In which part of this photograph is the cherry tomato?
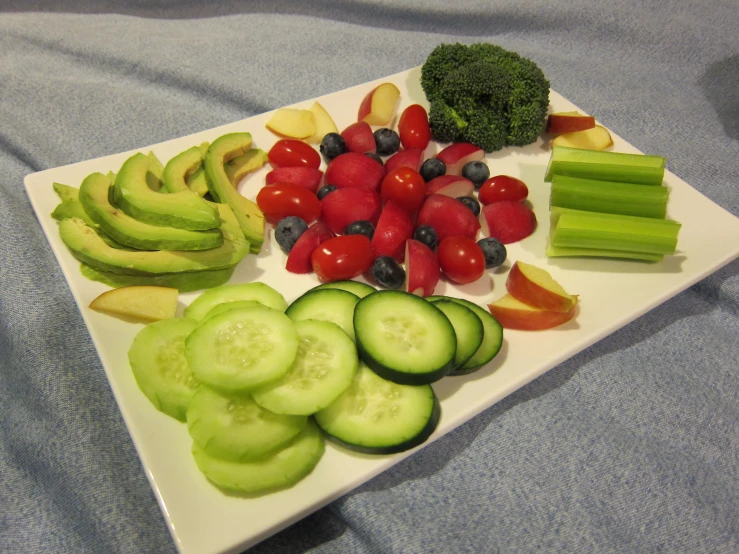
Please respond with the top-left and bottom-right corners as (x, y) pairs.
(311, 235), (374, 282)
(478, 175), (529, 205)
(256, 184), (321, 225)
(398, 104), (431, 150)
(267, 139), (321, 169)
(437, 235), (485, 284)
(380, 167), (427, 213)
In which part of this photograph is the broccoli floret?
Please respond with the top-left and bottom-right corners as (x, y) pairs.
(420, 42), (550, 152)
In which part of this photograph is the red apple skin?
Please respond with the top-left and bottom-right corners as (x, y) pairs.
(506, 262), (575, 312)
(426, 175), (475, 197)
(265, 167), (323, 193)
(325, 152), (386, 193)
(320, 188), (382, 235)
(371, 200), (414, 262)
(546, 113), (596, 135)
(285, 221), (335, 274)
(487, 295), (578, 330)
(436, 143), (485, 175)
(357, 89), (374, 122)
(405, 239), (440, 297)
(341, 121), (376, 154)
(481, 201), (537, 244)
(384, 149), (423, 173)
(417, 194), (481, 242)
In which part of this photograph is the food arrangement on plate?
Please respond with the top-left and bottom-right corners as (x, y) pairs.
(44, 43), (685, 500)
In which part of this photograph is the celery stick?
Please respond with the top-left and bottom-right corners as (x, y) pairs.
(546, 244), (664, 262)
(550, 175), (668, 218)
(545, 146), (666, 185)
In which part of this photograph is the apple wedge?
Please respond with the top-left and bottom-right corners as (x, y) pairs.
(426, 175), (475, 197)
(405, 239), (440, 297)
(546, 111), (596, 135)
(435, 143), (485, 175)
(551, 125), (613, 151)
(488, 293), (577, 330)
(358, 83), (401, 126)
(305, 101), (338, 144)
(89, 286), (178, 322)
(265, 108), (317, 139)
(341, 121), (376, 154)
(506, 261), (576, 312)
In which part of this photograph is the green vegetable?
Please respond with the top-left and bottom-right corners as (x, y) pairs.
(421, 42), (550, 151)
(545, 145), (666, 185)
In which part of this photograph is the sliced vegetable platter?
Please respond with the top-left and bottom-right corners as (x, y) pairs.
(24, 66), (739, 554)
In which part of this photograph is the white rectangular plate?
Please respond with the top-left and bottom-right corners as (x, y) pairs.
(24, 67), (739, 554)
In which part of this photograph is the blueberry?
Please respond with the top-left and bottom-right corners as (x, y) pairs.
(462, 161), (490, 187)
(364, 152), (384, 166)
(457, 196), (480, 216)
(317, 184), (338, 200)
(477, 237), (507, 268)
(274, 216), (309, 254)
(420, 158), (446, 182)
(372, 256), (406, 289)
(373, 128), (400, 156)
(413, 225), (438, 250)
(345, 220), (375, 240)
(320, 133), (346, 162)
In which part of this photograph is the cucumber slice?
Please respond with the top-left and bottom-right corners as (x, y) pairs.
(314, 280), (376, 298)
(186, 385), (307, 462)
(431, 300), (484, 369)
(314, 363), (440, 454)
(252, 320), (359, 415)
(127, 318), (199, 421)
(428, 296), (503, 374)
(184, 282), (288, 320)
(192, 419), (324, 494)
(285, 288), (359, 341)
(200, 300), (263, 323)
(185, 305), (298, 392)
(353, 290), (456, 385)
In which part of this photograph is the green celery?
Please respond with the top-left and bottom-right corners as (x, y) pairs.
(550, 174), (669, 219)
(546, 244), (664, 262)
(545, 146), (666, 185)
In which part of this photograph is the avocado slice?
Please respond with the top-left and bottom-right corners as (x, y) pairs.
(79, 172), (224, 251)
(163, 145), (204, 194)
(204, 133), (265, 254)
(114, 152), (220, 230)
(147, 151), (165, 192)
(224, 148), (269, 186)
(59, 203), (249, 275)
(79, 263), (235, 292)
(186, 142), (211, 197)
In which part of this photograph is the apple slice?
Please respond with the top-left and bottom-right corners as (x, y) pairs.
(320, 187), (382, 235)
(305, 101), (339, 144)
(546, 111), (596, 135)
(341, 121), (376, 154)
(426, 175), (475, 197)
(487, 293), (577, 330)
(417, 194), (481, 242)
(435, 143), (485, 175)
(358, 83), (401, 126)
(265, 108), (316, 139)
(325, 152), (386, 193)
(286, 221), (335, 274)
(405, 239), (440, 297)
(371, 200), (414, 262)
(506, 261), (576, 312)
(265, 167), (324, 193)
(384, 148), (423, 173)
(89, 286), (178, 322)
(480, 201), (537, 244)
(551, 125), (613, 151)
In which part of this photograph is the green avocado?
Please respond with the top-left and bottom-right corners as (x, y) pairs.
(147, 151), (165, 192)
(79, 172), (224, 251)
(204, 133), (265, 253)
(59, 202), (249, 275)
(114, 152), (220, 230)
(163, 145), (204, 194)
(79, 263), (235, 292)
(224, 148), (268, 186)
(186, 142), (211, 197)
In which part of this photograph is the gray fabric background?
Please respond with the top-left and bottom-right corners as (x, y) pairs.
(1, 1), (737, 553)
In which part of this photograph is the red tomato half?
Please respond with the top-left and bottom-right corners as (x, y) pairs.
(380, 167), (427, 214)
(398, 104), (431, 150)
(437, 236), (485, 284)
(479, 175), (529, 205)
(311, 235), (374, 282)
(256, 184), (321, 225)
(267, 139), (321, 169)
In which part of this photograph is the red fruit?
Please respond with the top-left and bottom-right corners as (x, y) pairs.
(437, 236), (486, 285)
(268, 139), (321, 169)
(311, 235), (374, 282)
(341, 121), (376, 154)
(398, 104), (431, 151)
(285, 221), (335, 274)
(425, 175), (475, 197)
(479, 175), (528, 205)
(384, 148), (423, 173)
(435, 143), (485, 175)
(265, 167), (324, 193)
(371, 200), (414, 262)
(416, 194), (481, 242)
(405, 239), (440, 297)
(380, 167), (427, 214)
(320, 188), (382, 235)
(256, 184), (321, 225)
(325, 152), (386, 193)
(481, 201), (537, 244)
